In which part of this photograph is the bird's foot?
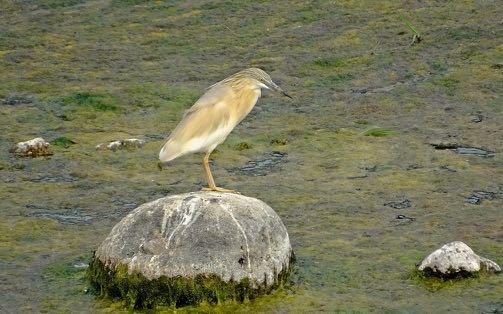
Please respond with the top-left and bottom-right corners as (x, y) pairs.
(201, 186), (240, 194)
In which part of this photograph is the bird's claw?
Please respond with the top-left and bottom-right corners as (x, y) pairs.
(201, 186), (240, 194)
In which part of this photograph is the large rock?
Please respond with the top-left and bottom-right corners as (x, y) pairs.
(87, 192), (293, 308)
(417, 241), (501, 277)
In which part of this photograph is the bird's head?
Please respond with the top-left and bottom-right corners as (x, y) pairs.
(228, 68), (292, 99)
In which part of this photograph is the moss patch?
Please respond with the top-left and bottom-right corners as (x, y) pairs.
(314, 57), (347, 68)
(86, 254), (294, 309)
(42, 260), (84, 280)
(322, 73), (354, 84)
(51, 136), (75, 148)
(409, 269), (488, 292)
(270, 138), (288, 146)
(234, 142), (252, 151)
(61, 92), (118, 111)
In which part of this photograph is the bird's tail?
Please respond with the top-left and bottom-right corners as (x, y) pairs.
(159, 140), (183, 163)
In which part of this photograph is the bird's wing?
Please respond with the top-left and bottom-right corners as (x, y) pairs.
(186, 82), (235, 114)
(173, 83), (235, 141)
(159, 84), (236, 161)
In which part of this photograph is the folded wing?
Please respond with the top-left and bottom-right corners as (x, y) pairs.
(159, 83), (236, 162)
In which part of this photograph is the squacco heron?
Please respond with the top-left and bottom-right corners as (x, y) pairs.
(159, 68), (291, 193)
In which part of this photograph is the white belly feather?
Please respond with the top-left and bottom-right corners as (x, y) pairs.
(184, 90), (260, 154)
(183, 120), (237, 154)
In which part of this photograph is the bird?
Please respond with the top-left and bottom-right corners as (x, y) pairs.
(159, 68), (292, 193)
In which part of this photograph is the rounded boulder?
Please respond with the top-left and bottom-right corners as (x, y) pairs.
(87, 191), (293, 308)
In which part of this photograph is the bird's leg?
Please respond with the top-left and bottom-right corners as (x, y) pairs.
(201, 152), (240, 194)
(202, 152), (216, 188)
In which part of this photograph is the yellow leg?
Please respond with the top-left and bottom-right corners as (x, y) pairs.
(201, 152), (239, 194)
(202, 152), (215, 188)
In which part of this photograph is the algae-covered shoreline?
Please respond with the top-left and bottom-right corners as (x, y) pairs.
(1, 0), (502, 312)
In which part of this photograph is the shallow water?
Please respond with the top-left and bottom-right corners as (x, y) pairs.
(1, 1), (502, 313)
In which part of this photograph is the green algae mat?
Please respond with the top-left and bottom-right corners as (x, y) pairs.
(1, 1), (502, 312)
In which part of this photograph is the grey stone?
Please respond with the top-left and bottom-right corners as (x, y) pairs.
(480, 257), (502, 273)
(95, 138), (145, 151)
(95, 192), (292, 287)
(10, 137), (53, 157)
(417, 241), (501, 276)
(2, 95), (34, 105)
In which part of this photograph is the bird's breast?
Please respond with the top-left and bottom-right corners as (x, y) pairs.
(232, 88), (261, 123)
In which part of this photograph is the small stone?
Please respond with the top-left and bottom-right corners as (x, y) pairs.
(396, 214), (415, 221)
(73, 262), (89, 269)
(465, 195), (481, 205)
(465, 191), (495, 205)
(473, 191), (495, 200)
(351, 87), (368, 94)
(144, 134), (165, 140)
(480, 257), (502, 272)
(108, 138), (145, 150)
(440, 165), (457, 172)
(471, 114), (483, 123)
(1, 95), (34, 105)
(452, 147), (491, 156)
(430, 142), (492, 156)
(385, 199), (411, 209)
(107, 140), (123, 150)
(10, 137), (53, 157)
(96, 138), (146, 151)
(417, 241), (501, 277)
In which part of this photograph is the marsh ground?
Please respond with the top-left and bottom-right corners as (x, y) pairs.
(1, 0), (502, 312)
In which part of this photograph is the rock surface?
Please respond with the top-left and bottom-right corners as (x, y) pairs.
(417, 241), (501, 276)
(11, 137), (53, 157)
(89, 192), (292, 307)
(95, 138), (145, 151)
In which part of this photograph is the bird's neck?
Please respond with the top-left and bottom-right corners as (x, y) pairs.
(232, 85), (261, 123)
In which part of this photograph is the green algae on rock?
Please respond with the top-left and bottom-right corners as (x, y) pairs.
(87, 192), (293, 308)
(87, 255), (293, 309)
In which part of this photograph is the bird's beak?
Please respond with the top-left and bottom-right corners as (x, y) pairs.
(267, 81), (293, 99)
